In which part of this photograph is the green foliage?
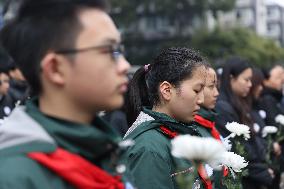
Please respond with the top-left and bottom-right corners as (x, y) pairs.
(266, 123), (284, 172)
(110, 0), (236, 25)
(109, 1), (284, 67)
(122, 27), (284, 66)
(223, 174), (243, 189)
(234, 139), (247, 160)
(221, 136), (247, 189)
(123, 36), (193, 65)
(191, 28), (284, 67)
(175, 167), (199, 189)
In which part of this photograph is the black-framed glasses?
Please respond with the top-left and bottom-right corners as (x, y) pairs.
(55, 43), (125, 62)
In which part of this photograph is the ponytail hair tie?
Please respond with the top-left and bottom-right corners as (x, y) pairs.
(144, 64), (151, 72)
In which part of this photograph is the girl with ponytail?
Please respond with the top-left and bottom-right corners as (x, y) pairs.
(123, 47), (209, 189)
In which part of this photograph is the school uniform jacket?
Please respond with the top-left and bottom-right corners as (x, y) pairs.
(0, 98), (134, 189)
(193, 107), (228, 189)
(123, 108), (205, 189)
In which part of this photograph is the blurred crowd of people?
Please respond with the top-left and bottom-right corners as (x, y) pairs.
(0, 0), (284, 189)
(104, 57), (284, 189)
(0, 51), (28, 120)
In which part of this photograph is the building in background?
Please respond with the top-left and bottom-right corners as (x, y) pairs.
(210, 0), (284, 46)
(209, 0), (267, 36)
(113, 0), (284, 46)
(266, 0), (284, 46)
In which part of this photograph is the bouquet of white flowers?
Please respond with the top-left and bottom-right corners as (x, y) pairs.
(171, 135), (226, 167)
(221, 152), (248, 174)
(225, 122), (250, 140)
(171, 135), (248, 189)
(262, 126), (278, 138)
(221, 152), (248, 189)
(171, 135), (227, 189)
(274, 115), (284, 143)
(275, 114), (284, 125)
(224, 122), (251, 158)
(222, 122), (251, 189)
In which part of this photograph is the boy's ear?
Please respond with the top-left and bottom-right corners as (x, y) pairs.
(41, 53), (69, 85)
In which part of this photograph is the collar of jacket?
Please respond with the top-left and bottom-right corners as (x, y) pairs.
(25, 97), (122, 162)
(197, 107), (217, 122)
(125, 107), (201, 140)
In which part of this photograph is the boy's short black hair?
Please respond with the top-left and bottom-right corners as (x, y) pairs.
(0, 0), (108, 95)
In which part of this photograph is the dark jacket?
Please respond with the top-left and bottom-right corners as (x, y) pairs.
(0, 98), (134, 189)
(242, 134), (273, 187)
(193, 107), (227, 189)
(8, 79), (29, 103)
(240, 100), (273, 187)
(0, 93), (15, 119)
(103, 110), (128, 137)
(215, 92), (240, 137)
(215, 93), (273, 187)
(257, 87), (284, 181)
(259, 87), (284, 126)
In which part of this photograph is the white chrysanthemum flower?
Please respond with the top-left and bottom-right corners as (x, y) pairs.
(262, 126), (278, 137)
(221, 136), (232, 151)
(221, 152), (248, 173)
(225, 122), (250, 140)
(275, 114), (284, 125)
(171, 135), (226, 168)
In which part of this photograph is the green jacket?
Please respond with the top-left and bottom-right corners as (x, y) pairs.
(194, 107), (218, 137)
(124, 108), (202, 189)
(0, 99), (134, 189)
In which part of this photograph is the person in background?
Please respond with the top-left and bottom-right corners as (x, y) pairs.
(0, 0), (134, 188)
(242, 67), (275, 189)
(259, 65), (284, 189)
(0, 59), (14, 119)
(193, 66), (228, 189)
(259, 65), (284, 126)
(215, 56), (253, 137)
(7, 59), (29, 103)
(124, 47), (209, 189)
(103, 104), (129, 137)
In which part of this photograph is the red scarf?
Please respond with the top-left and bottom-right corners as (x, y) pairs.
(160, 126), (212, 189)
(194, 115), (229, 177)
(28, 148), (124, 189)
(194, 115), (221, 141)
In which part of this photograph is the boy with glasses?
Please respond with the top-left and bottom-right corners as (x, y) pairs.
(0, 0), (133, 188)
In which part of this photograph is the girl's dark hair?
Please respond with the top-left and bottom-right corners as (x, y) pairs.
(220, 56), (252, 126)
(125, 47), (208, 125)
(250, 67), (264, 99)
(246, 68), (265, 135)
(247, 67), (264, 108)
